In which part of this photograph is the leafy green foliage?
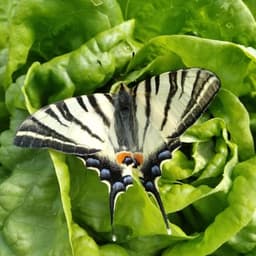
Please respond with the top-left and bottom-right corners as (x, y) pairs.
(118, 0), (256, 46)
(23, 20), (141, 110)
(0, 1), (256, 255)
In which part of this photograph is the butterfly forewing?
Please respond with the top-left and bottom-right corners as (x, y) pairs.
(14, 93), (116, 156)
(132, 68), (219, 156)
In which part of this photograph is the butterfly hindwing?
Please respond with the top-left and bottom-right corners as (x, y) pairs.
(79, 154), (130, 231)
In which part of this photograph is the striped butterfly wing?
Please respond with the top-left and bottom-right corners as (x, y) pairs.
(14, 92), (127, 240)
(133, 68), (220, 232)
(14, 94), (116, 157)
(133, 68), (220, 156)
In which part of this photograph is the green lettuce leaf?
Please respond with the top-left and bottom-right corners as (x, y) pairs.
(0, 92), (8, 132)
(127, 35), (256, 96)
(240, 84), (256, 147)
(162, 157), (256, 256)
(227, 211), (256, 253)
(244, 0), (256, 19)
(0, 0), (13, 54)
(5, 0), (124, 87)
(0, 110), (72, 255)
(0, 0), (10, 132)
(23, 20), (141, 111)
(72, 221), (100, 255)
(211, 89), (254, 160)
(119, 0), (256, 47)
(100, 244), (129, 256)
(161, 118), (237, 213)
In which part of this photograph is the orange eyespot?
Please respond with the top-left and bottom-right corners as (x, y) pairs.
(133, 152), (144, 166)
(115, 151), (144, 166)
(116, 151), (133, 165)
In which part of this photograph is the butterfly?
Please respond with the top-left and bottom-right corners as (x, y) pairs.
(14, 68), (220, 240)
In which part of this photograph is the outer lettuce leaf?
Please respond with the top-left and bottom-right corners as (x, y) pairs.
(100, 244), (129, 256)
(239, 47), (256, 146)
(0, 0), (12, 50)
(211, 89), (254, 160)
(212, 245), (241, 256)
(49, 153), (102, 256)
(23, 20), (141, 111)
(160, 118), (237, 214)
(244, 0), (256, 19)
(118, 0), (256, 47)
(241, 93), (256, 148)
(0, 0), (10, 130)
(227, 211), (256, 253)
(127, 35), (256, 96)
(0, 110), (72, 255)
(72, 223), (100, 256)
(5, 76), (26, 114)
(162, 157), (256, 256)
(5, 0), (123, 87)
(0, 89), (8, 132)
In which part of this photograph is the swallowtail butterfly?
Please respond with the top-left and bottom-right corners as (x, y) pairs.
(14, 68), (220, 240)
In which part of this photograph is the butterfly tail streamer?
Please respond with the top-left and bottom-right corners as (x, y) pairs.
(144, 179), (171, 235)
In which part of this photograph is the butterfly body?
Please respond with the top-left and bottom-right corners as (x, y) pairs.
(14, 68), (220, 240)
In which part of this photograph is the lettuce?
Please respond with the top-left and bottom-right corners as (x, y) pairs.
(1, 1), (256, 255)
(23, 20), (140, 111)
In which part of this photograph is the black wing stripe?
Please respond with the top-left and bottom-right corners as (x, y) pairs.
(142, 78), (151, 145)
(169, 70), (220, 138)
(179, 69), (187, 99)
(45, 107), (68, 127)
(131, 84), (138, 125)
(87, 95), (111, 127)
(15, 133), (98, 155)
(160, 72), (178, 131)
(18, 116), (76, 144)
(14, 116), (100, 154)
(132, 85), (139, 149)
(181, 70), (215, 119)
(132, 84), (138, 109)
(57, 102), (73, 121)
(145, 78), (151, 118)
(181, 69), (203, 118)
(56, 102), (104, 143)
(154, 75), (160, 94)
(76, 96), (88, 112)
(104, 93), (114, 105)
